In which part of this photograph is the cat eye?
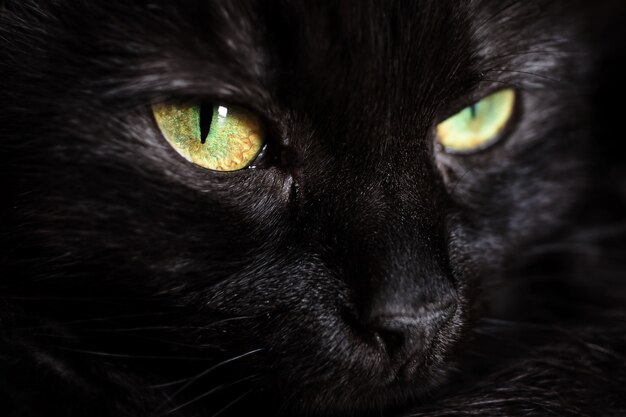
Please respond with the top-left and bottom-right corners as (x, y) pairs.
(436, 89), (516, 153)
(152, 103), (266, 171)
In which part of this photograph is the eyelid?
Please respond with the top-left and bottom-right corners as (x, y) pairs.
(434, 87), (516, 125)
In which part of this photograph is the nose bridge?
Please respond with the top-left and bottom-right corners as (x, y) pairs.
(361, 213), (454, 315)
(306, 163), (459, 371)
(308, 153), (455, 317)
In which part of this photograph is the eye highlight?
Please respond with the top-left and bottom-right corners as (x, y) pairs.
(153, 103), (265, 171)
(436, 89), (516, 153)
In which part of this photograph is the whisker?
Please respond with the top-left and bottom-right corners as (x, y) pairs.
(168, 349), (262, 398)
(451, 166), (479, 195)
(50, 312), (175, 326)
(0, 296), (152, 302)
(54, 346), (213, 361)
(569, 223), (626, 241)
(162, 377), (256, 416)
(81, 316), (254, 333)
(17, 314), (252, 332)
(478, 318), (575, 333)
(211, 389), (254, 417)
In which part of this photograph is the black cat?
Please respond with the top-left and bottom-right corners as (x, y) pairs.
(1, 1), (625, 416)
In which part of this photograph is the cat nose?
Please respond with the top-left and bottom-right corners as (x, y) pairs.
(368, 298), (456, 374)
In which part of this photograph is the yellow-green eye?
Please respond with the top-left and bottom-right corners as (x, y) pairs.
(153, 103), (265, 171)
(436, 89), (516, 153)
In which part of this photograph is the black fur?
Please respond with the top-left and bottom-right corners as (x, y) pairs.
(1, 1), (625, 416)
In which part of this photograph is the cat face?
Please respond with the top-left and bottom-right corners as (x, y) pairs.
(0, 0), (590, 414)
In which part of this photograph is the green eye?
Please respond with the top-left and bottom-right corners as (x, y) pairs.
(153, 103), (265, 171)
(436, 89), (516, 153)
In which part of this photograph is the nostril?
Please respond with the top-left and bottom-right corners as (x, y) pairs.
(371, 316), (424, 362)
(376, 328), (405, 357)
(368, 301), (456, 367)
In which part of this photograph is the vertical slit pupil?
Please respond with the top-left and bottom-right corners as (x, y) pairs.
(469, 104), (477, 118)
(199, 103), (213, 144)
